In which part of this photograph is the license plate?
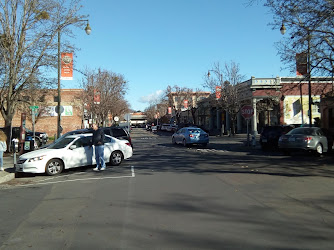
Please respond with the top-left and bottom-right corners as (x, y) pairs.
(288, 137), (295, 142)
(262, 139), (267, 142)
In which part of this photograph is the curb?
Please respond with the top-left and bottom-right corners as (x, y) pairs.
(0, 155), (16, 184)
(0, 171), (15, 184)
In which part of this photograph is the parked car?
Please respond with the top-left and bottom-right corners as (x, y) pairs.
(161, 124), (178, 132)
(151, 125), (158, 133)
(260, 125), (294, 150)
(167, 124), (178, 132)
(55, 126), (133, 147)
(146, 124), (151, 131)
(15, 133), (133, 175)
(0, 126), (48, 147)
(278, 127), (330, 155)
(172, 127), (209, 147)
(160, 124), (171, 131)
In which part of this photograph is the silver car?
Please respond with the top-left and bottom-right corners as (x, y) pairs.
(278, 127), (329, 155)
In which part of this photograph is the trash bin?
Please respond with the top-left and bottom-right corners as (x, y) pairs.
(24, 136), (35, 152)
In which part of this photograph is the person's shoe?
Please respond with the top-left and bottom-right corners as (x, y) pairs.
(93, 167), (99, 171)
(100, 167), (106, 171)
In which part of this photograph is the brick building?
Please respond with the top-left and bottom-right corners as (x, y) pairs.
(0, 89), (84, 138)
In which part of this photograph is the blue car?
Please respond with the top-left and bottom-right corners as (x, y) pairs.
(172, 127), (209, 147)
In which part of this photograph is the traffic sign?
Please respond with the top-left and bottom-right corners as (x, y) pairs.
(241, 105), (254, 119)
(29, 105), (39, 109)
(55, 105), (64, 114)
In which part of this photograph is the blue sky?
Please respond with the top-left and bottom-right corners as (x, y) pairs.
(65, 0), (291, 111)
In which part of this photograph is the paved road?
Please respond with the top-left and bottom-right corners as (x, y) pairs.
(1, 128), (334, 249)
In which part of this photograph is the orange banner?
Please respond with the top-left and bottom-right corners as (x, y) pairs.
(61, 53), (73, 80)
(215, 86), (222, 99)
(94, 89), (101, 104)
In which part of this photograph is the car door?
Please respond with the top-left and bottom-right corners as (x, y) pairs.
(65, 137), (93, 168)
(103, 136), (116, 163)
(175, 129), (184, 143)
(317, 129), (328, 150)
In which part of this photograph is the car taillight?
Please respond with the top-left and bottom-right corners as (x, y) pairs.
(189, 134), (194, 138)
(125, 142), (132, 147)
(304, 136), (312, 142)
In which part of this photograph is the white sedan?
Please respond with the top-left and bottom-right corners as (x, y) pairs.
(15, 133), (133, 175)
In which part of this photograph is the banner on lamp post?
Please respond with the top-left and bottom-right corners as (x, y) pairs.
(183, 99), (188, 109)
(168, 106), (172, 115)
(215, 86), (222, 99)
(61, 53), (73, 80)
(94, 89), (101, 104)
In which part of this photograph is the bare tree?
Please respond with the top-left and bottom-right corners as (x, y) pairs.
(164, 85), (201, 125)
(249, 0), (334, 76)
(0, 0), (87, 142)
(204, 61), (246, 134)
(81, 68), (129, 126)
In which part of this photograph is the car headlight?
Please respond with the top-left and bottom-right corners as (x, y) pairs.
(28, 155), (45, 162)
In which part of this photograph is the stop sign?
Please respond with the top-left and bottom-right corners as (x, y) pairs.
(241, 105), (254, 119)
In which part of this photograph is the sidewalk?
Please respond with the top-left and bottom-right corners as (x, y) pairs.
(0, 154), (16, 184)
(209, 133), (261, 150)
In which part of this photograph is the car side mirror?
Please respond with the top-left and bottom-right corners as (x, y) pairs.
(70, 145), (77, 150)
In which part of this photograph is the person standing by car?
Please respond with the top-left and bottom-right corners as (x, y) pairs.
(92, 123), (106, 171)
(0, 130), (7, 171)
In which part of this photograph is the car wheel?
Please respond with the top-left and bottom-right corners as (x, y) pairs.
(182, 139), (187, 147)
(45, 159), (63, 176)
(110, 151), (123, 166)
(172, 137), (176, 144)
(315, 143), (323, 155)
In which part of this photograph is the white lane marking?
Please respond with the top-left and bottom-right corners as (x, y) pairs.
(131, 166), (135, 177)
(36, 171), (86, 183)
(14, 166), (136, 188)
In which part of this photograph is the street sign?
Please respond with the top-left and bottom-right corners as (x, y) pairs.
(241, 105), (254, 119)
(29, 105), (39, 109)
(55, 105), (64, 114)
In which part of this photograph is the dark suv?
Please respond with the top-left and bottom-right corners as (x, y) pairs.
(260, 125), (294, 150)
(58, 126), (133, 147)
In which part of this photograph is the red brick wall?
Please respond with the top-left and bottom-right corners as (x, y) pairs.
(0, 89), (84, 137)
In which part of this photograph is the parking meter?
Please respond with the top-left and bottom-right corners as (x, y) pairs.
(12, 138), (19, 167)
(12, 138), (19, 153)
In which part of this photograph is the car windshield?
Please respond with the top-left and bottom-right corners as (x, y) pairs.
(188, 129), (201, 133)
(48, 137), (76, 149)
(288, 128), (316, 135)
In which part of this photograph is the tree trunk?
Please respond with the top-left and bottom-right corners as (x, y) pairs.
(1, 109), (15, 152)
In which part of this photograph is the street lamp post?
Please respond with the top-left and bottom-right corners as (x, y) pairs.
(280, 23), (312, 126)
(57, 20), (91, 139)
(307, 30), (312, 127)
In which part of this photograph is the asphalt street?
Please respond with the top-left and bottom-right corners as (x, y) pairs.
(0, 129), (334, 249)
